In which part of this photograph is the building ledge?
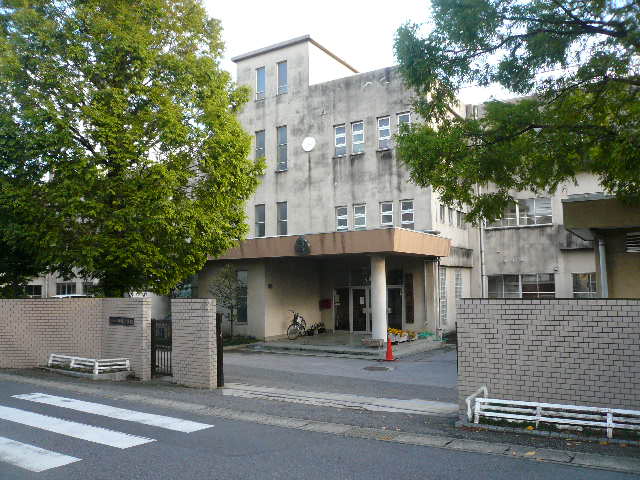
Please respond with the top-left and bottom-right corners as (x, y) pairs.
(212, 228), (451, 261)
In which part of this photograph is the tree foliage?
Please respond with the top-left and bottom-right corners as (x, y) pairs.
(0, 0), (263, 296)
(394, 0), (640, 222)
(209, 264), (246, 338)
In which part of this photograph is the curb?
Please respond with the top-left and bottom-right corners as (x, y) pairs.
(1, 372), (639, 475)
(456, 420), (640, 448)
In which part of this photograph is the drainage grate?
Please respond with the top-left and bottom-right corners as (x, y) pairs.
(363, 366), (392, 371)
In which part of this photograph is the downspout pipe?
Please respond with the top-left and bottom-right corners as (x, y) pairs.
(598, 237), (609, 298)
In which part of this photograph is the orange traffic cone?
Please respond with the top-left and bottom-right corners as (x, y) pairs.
(384, 335), (395, 361)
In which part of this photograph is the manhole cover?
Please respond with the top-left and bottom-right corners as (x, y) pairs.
(363, 366), (392, 371)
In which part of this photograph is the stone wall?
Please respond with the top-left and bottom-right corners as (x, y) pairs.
(457, 299), (640, 415)
(172, 299), (217, 389)
(0, 298), (151, 379)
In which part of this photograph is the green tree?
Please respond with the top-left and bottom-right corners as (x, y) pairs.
(394, 0), (640, 223)
(0, 0), (263, 296)
(209, 265), (246, 338)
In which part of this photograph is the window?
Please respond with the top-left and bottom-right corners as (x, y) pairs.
(439, 267), (447, 326)
(487, 275), (520, 298)
(277, 201), (287, 236)
(380, 202), (393, 227)
(277, 61), (287, 95)
(334, 125), (346, 156)
(23, 285), (42, 298)
(82, 282), (95, 296)
(400, 199), (414, 230)
(377, 116), (391, 149)
(521, 273), (555, 299)
(573, 273), (597, 298)
(448, 207), (454, 225)
(255, 130), (265, 160)
(276, 126), (287, 171)
(56, 282), (76, 296)
(397, 112), (411, 128)
(455, 271), (463, 300)
(488, 274), (555, 299)
(351, 121), (364, 154)
(336, 206), (348, 231)
(236, 270), (248, 324)
(353, 204), (366, 230)
(439, 204), (446, 224)
(456, 210), (465, 229)
(626, 232), (640, 253)
(255, 204), (265, 237)
(518, 198), (552, 225)
(488, 197), (552, 228)
(255, 66), (265, 100)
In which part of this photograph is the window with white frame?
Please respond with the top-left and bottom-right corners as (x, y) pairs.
(353, 204), (366, 230)
(380, 202), (393, 227)
(400, 199), (414, 230)
(448, 207), (454, 225)
(82, 282), (96, 296)
(488, 197), (552, 228)
(377, 116), (391, 149)
(456, 210), (465, 229)
(255, 204), (265, 237)
(439, 267), (447, 326)
(351, 121), (364, 154)
(277, 61), (287, 95)
(439, 204), (446, 224)
(255, 130), (265, 160)
(276, 125), (287, 171)
(397, 112), (411, 129)
(455, 271), (463, 300)
(255, 66), (265, 100)
(488, 274), (555, 299)
(23, 285), (42, 298)
(277, 201), (287, 236)
(56, 282), (76, 296)
(335, 206), (348, 231)
(626, 232), (640, 253)
(334, 125), (346, 156)
(573, 273), (597, 298)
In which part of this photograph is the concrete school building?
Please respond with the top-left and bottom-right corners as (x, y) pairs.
(197, 36), (480, 341)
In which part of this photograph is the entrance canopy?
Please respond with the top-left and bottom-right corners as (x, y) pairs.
(215, 228), (450, 260)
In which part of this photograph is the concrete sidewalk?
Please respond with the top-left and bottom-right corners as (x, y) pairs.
(1, 370), (639, 476)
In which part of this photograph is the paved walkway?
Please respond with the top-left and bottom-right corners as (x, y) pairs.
(247, 331), (443, 358)
(1, 372), (639, 476)
(222, 383), (458, 415)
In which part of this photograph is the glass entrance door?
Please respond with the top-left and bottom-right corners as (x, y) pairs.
(334, 288), (350, 331)
(387, 287), (403, 329)
(351, 288), (370, 332)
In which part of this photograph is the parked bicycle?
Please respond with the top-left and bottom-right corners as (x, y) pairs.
(286, 310), (307, 340)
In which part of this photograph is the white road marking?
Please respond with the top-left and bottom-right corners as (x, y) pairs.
(0, 405), (154, 449)
(0, 436), (80, 472)
(13, 393), (212, 433)
(222, 383), (458, 415)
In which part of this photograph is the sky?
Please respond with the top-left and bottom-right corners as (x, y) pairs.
(203, 0), (507, 104)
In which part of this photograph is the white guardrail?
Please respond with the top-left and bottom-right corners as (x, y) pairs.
(48, 354), (130, 375)
(472, 397), (640, 439)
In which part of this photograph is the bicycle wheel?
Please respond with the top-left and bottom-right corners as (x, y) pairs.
(287, 324), (301, 340)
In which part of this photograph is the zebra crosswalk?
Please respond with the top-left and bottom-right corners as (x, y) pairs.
(0, 392), (213, 473)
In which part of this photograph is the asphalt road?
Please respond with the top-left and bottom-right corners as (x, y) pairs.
(224, 346), (458, 402)
(0, 379), (637, 480)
